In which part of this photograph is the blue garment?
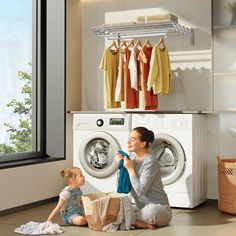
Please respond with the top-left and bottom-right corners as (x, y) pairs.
(117, 158), (131, 194)
(60, 187), (84, 224)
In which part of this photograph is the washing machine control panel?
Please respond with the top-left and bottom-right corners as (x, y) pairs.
(109, 118), (125, 125)
(171, 118), (190, 129)
(96, 119), (104, 127)
(73, 114), (131, 130)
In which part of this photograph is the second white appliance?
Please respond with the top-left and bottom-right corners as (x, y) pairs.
(132, 113), (207, 208)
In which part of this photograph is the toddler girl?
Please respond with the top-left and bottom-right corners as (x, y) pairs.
(47, 167), (87, 226)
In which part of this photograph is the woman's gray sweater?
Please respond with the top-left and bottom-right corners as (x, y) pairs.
(130, 153), (170, 209)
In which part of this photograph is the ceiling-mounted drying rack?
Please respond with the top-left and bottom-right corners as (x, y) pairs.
(92, 20), (194, 45)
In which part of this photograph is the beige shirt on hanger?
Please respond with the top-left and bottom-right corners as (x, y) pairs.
(147, 42), (172, 95)
(99, 47), (121, 109)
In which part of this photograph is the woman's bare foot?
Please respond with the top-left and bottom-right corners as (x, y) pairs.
(132, 220), (156, 229)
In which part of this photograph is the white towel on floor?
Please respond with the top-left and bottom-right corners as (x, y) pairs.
(15, 221), (65, 235)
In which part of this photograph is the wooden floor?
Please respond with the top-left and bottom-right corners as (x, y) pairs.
(0, 201), (235, 236)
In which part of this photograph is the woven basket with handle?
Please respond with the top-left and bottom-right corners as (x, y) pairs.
(82, 192), (120, 231)
(217, 155), (236, 214)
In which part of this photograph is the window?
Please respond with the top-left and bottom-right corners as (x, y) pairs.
(0, 0), (66, 165)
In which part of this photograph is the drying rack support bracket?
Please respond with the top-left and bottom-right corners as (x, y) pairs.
(92, 20), (194, 45)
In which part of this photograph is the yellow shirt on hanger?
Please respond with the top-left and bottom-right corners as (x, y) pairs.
(99, 47), (121, 109)
(147, 44), (172, 95)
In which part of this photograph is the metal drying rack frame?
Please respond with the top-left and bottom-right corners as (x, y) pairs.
(92, 20), (194, 45)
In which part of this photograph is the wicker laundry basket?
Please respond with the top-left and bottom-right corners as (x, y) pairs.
(82, 192), (120, 231)
(217, 155), (236, 214)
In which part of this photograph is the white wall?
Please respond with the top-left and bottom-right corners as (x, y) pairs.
(0, 160), (70, 211)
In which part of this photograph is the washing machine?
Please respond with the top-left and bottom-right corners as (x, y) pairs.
(132, 113), (207, 208)
(73, 113), (131, 194)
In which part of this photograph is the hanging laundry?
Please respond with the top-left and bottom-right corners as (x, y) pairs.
(114, 51), (124, 102)
(122, 46), (139, 109)
(99, 43), (121, 109)
(147, 38), (172, 95)
(115, 41), (127, 102)
(128, 40), (142, 91)
(138, 40), (158, 110)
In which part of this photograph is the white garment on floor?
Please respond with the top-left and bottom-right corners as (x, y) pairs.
(14, 221), (65, 235)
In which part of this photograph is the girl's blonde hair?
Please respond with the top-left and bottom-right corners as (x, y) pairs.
(60, 167), (81, 183)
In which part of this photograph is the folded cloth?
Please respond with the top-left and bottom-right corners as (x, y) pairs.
(15, 221), (65, 235)
(102, 22), (136, 27)
(137, 14), (178, 23)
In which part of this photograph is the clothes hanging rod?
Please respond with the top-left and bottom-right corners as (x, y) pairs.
(92, 21), (194, 45)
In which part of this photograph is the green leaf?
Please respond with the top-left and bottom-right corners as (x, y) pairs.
(0, 64), (33, 154)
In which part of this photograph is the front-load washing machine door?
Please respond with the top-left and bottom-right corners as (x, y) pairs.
(150, 133), (186, 185)
(79, 131), (119, 178)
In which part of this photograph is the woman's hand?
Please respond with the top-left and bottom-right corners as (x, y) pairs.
(124, 158), (136, 177)
(123, 157), (133, 170)
(115, 152), (124, 163)
(116, 151), (136, 177)
(115, 151), (133, 170)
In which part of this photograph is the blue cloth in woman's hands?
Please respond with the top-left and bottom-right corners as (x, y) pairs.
(117, 150), (131, 194)
(118, 150), (129, 158)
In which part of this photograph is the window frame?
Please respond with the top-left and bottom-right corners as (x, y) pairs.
(0, 0), (66, 168)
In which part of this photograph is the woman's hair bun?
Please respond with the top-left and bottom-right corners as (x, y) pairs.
(148, 129), (155, 143)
